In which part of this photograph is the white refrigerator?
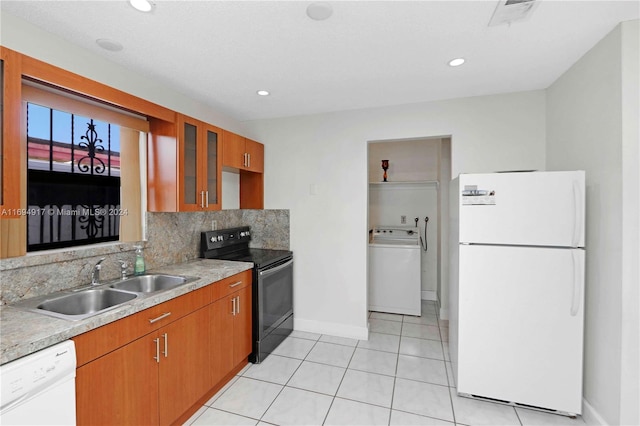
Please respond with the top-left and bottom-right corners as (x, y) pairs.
(449, 170), (585, 416)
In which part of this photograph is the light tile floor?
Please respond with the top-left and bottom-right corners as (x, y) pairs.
(185, 301), (587, 426)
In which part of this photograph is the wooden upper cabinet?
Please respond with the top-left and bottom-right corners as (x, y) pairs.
(222, 130), (264, 173)
(245, 138), (264, 173)
(0, 47), (24, 217)
(148, 114), (221, 212)
(178, 115), (221, 211)
(222, 130), (245, 169)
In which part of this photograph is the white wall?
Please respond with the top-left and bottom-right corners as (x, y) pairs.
(367, 139), (440, 183)
(245, 91), (546, 338)
(222, 170), (240, 210)
(619, 20), (639, 426)
(438, 138), (452, 312)
(0, 12), (247, 135)
(546, 20), (639, 426)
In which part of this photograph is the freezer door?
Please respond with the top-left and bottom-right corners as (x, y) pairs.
(458, 171), (585, 247)
(457, 244), (584, 415)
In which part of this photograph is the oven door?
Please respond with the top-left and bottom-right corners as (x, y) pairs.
(257, 258), (293, 337)
(252, 257), (294, 363)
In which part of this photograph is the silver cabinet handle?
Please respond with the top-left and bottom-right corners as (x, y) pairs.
(247, 153), (251, 168)
(205, 191), (209, 208)
(162, 333), (168, 358)
(149, 312), (172, 324)
(153, 338), (160, 363)
(200, 190), (205, 208)
(236, 296), (240, 314)
(229, 281), (242, 288)
(231, 297), (237, 316)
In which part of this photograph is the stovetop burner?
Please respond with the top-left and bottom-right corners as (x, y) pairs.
(200, 226), (292, 269)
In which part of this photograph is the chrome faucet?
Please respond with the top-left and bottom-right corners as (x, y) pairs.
(91, 258), (106, 285)
(118, 260), (129, 280)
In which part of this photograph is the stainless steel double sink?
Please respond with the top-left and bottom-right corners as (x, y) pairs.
(11, 274), (199, 321)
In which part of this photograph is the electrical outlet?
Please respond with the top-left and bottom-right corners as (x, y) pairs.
(401, 215), (406, 224)
(211, 220), (217, 230)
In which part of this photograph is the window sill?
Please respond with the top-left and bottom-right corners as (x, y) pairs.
(0, 241), (144, 272)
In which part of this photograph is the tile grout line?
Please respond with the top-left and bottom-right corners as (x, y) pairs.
(320, 334), (359, 425)
(210, 303), (450, 426)
(435, 302), (458, 426)
(274, 336), (330, 425)
(386, 315), (406, 426)
(256, 336), (326, 424)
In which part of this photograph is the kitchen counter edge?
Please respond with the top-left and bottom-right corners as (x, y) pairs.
(0, 259), (253, 365)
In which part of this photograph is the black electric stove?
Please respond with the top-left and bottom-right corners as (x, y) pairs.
(200, 227), (291, 267)
(200, 226), (293, 363)
(209, 247), (292, 269)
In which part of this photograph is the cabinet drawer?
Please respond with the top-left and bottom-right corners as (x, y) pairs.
(74, 285), (211, 367)
(213, 270), (252, 301)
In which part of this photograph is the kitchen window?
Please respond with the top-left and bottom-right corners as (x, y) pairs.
(22, 82), (148, 251)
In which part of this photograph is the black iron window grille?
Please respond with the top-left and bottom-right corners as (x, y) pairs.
(26, 103), (121, 251)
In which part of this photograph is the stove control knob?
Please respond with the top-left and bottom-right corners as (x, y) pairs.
(218, 236), (224, 242)
(210, 237), (216, 243)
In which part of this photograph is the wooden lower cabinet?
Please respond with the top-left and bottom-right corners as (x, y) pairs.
(214, 284), (252, 379)
(234, 285), (253, 365)
(158, 306), (210, 425)
(76, 333), (159, 425)
(74, 271), (252, 426)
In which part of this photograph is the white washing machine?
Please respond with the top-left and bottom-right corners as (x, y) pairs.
(368, 226), (421, 316)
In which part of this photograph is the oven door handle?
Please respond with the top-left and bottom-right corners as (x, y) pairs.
(258, 258), (293, 277)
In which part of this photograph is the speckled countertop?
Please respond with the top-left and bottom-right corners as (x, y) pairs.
(0, 259), (253, 365)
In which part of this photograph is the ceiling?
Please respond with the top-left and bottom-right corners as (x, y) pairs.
(1, 1), (638, 122)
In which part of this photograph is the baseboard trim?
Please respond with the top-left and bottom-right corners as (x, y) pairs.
(294, 317), (369, 340)
(582, 398), (607, 425)
(439, 306), (449, 321)
(421, 290), (437, 301)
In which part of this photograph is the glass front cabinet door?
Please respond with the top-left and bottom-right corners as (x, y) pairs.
(177, 115), (221, 211)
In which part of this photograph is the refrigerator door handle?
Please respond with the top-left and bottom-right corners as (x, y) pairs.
(570, 251), (581, 316)
(572, 180), (583, 247)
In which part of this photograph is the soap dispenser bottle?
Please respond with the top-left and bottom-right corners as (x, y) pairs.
(134, 245), (146, 275)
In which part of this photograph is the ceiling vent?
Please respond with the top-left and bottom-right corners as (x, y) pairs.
(489, 0), (539, 26)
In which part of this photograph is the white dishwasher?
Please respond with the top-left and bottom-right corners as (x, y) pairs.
(368, 226), (422, 316)
(1, 340), (76, 425)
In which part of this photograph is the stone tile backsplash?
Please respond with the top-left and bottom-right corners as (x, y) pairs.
(0, 210), (289, 305)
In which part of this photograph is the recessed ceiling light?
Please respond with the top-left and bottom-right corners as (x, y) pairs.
(257, 90), (270, 96)
(129, 0), (153, 12)
(306, 2), (333, 21)
(96, 39), (123, 52)
(448, 58), (465, 67)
